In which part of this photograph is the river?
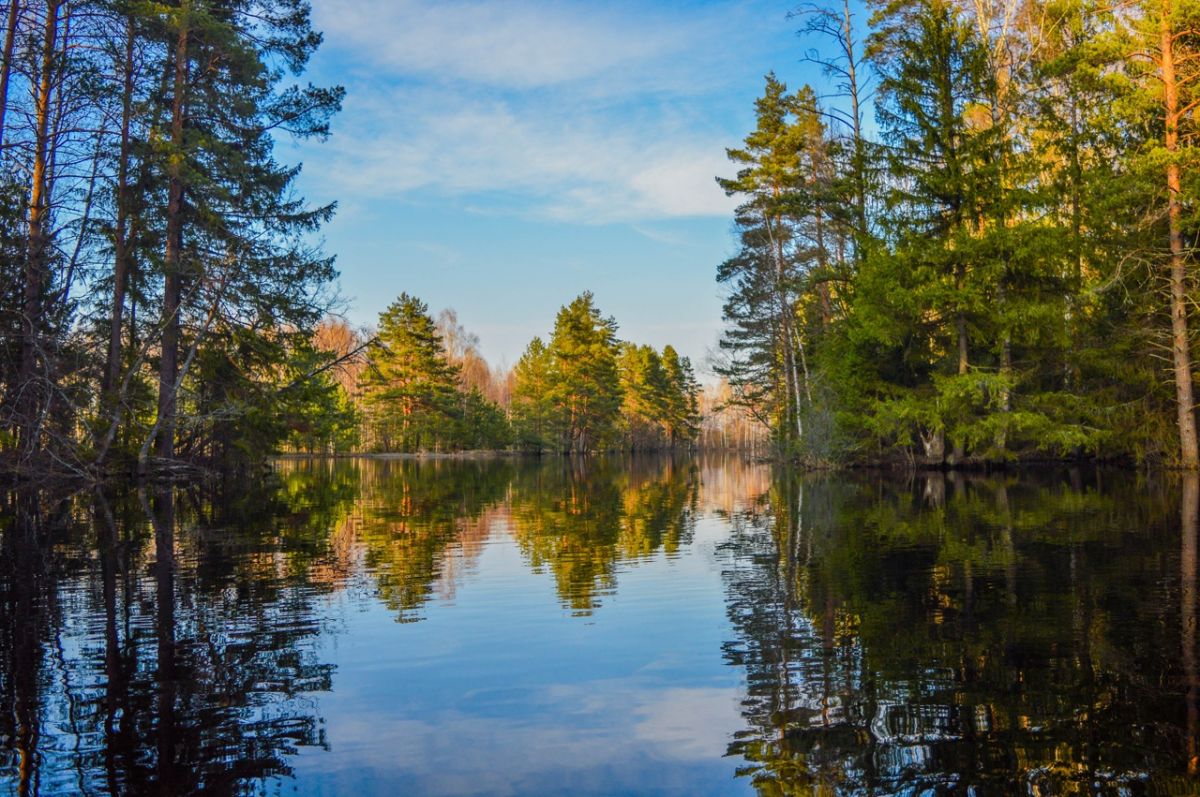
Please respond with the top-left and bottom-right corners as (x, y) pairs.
(1, 456), (1196, 795)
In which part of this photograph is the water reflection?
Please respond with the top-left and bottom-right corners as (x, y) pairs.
(509, 457), (698, 614)
(2, 460), (1200, 794)
(722, 469), (1200, 794)
(0, 485), (337, 796)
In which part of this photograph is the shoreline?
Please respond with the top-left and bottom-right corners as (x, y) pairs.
(272, 448), (763, 462)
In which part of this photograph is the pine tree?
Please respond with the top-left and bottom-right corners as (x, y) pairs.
(853, 0), (999, 461)
(547, 292), (623, 454)
(124, 0), (343, 468)
(716, 75), (809, 451)
(361, 294), (461, 453)
(660, 345), (700, 447)
(1119, 0), (1200, 466)
(511, 336), (559, 451)
(618, 343), (670, 450)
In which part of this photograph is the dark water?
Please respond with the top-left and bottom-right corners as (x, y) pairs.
(2, 457), (1200, 795)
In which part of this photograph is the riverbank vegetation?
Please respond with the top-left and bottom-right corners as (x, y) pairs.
(717, 0), (1200, 467)
(0, 0), (344, 478)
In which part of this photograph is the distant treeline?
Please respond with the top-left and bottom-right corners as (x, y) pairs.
(290, 292), (708, 456)
(717, 0), (1200, 467)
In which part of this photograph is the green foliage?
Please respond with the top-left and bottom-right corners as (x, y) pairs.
(511, 294), (700, 454)
(716, 0), (1197, 465)
(511, 337), (561, 452)
(360, 294), (509, 452)
(192, 329), (360, 462)
(0, 0), (345, 473)
(547, 292), (624, 453)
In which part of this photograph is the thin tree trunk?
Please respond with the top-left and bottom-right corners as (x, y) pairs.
(102, 18), (136, 411)
(1162, 0), (1200, 468)
(953, 264), (969, 462)
(989, 90), (1013, 453)
(140, 273), (229, 468)
(789, 327), (804, 442)
(0, 0), (19, 147)
(812, 150), (833, 326)
(17, 0), (60, 457)
(155, 4), (189, 464)
(1065, 95), (1083, 391)
(842, 0), (867, 268)
(765, 211), (802, 446)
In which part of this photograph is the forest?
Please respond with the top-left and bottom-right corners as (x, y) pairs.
(0, 0), (345, 476)
(716, 0), (1200, 467)
(6, 0), (1200, 475)
(0, 0), (713, 477)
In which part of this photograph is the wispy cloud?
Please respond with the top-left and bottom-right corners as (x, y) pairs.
(314, 0), (706, 91)
(303, 0), (779, 222)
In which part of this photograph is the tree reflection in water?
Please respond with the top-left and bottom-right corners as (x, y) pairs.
(0, 481), (338, 796)
(0, 455), (706, 794)
(722, 469), (1200, 794)
(509, 456), (698, 614)
(5, 461), (1200, 795)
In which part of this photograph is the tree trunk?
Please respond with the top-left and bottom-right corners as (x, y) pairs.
(0, 0), (19, 147)
(1162, 0), (1200, 468)
(17, 0), (60, 457)
(921, 427), (945, 464)
(101, 18), (137, 415)
(842, 0), (867, 269)
(155, 6), (189, 463)
(953, 264), (969, 463)
(812, 155), (833, 327)
(766, 212), (802, 447)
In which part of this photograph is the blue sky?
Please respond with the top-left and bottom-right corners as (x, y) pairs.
(287, 0), (837, 375)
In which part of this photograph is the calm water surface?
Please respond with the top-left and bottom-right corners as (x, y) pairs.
(2, 457), (1200, 795)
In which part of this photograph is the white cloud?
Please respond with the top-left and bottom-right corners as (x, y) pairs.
(313, 0), (726, 92)
(303, 682), (743, 794)
(300, 0), (774, 222)
(309, 85), (737, 222)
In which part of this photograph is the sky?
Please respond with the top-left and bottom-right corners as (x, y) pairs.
(285, 0), (835, 376)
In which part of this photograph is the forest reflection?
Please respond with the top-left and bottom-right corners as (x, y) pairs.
(279, 455), (717, 619)
(0, 455), (740, 794)
(724, 469), (1200, 794)
(3, 461), (1200, 794)
(0, 486), (336, 796)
